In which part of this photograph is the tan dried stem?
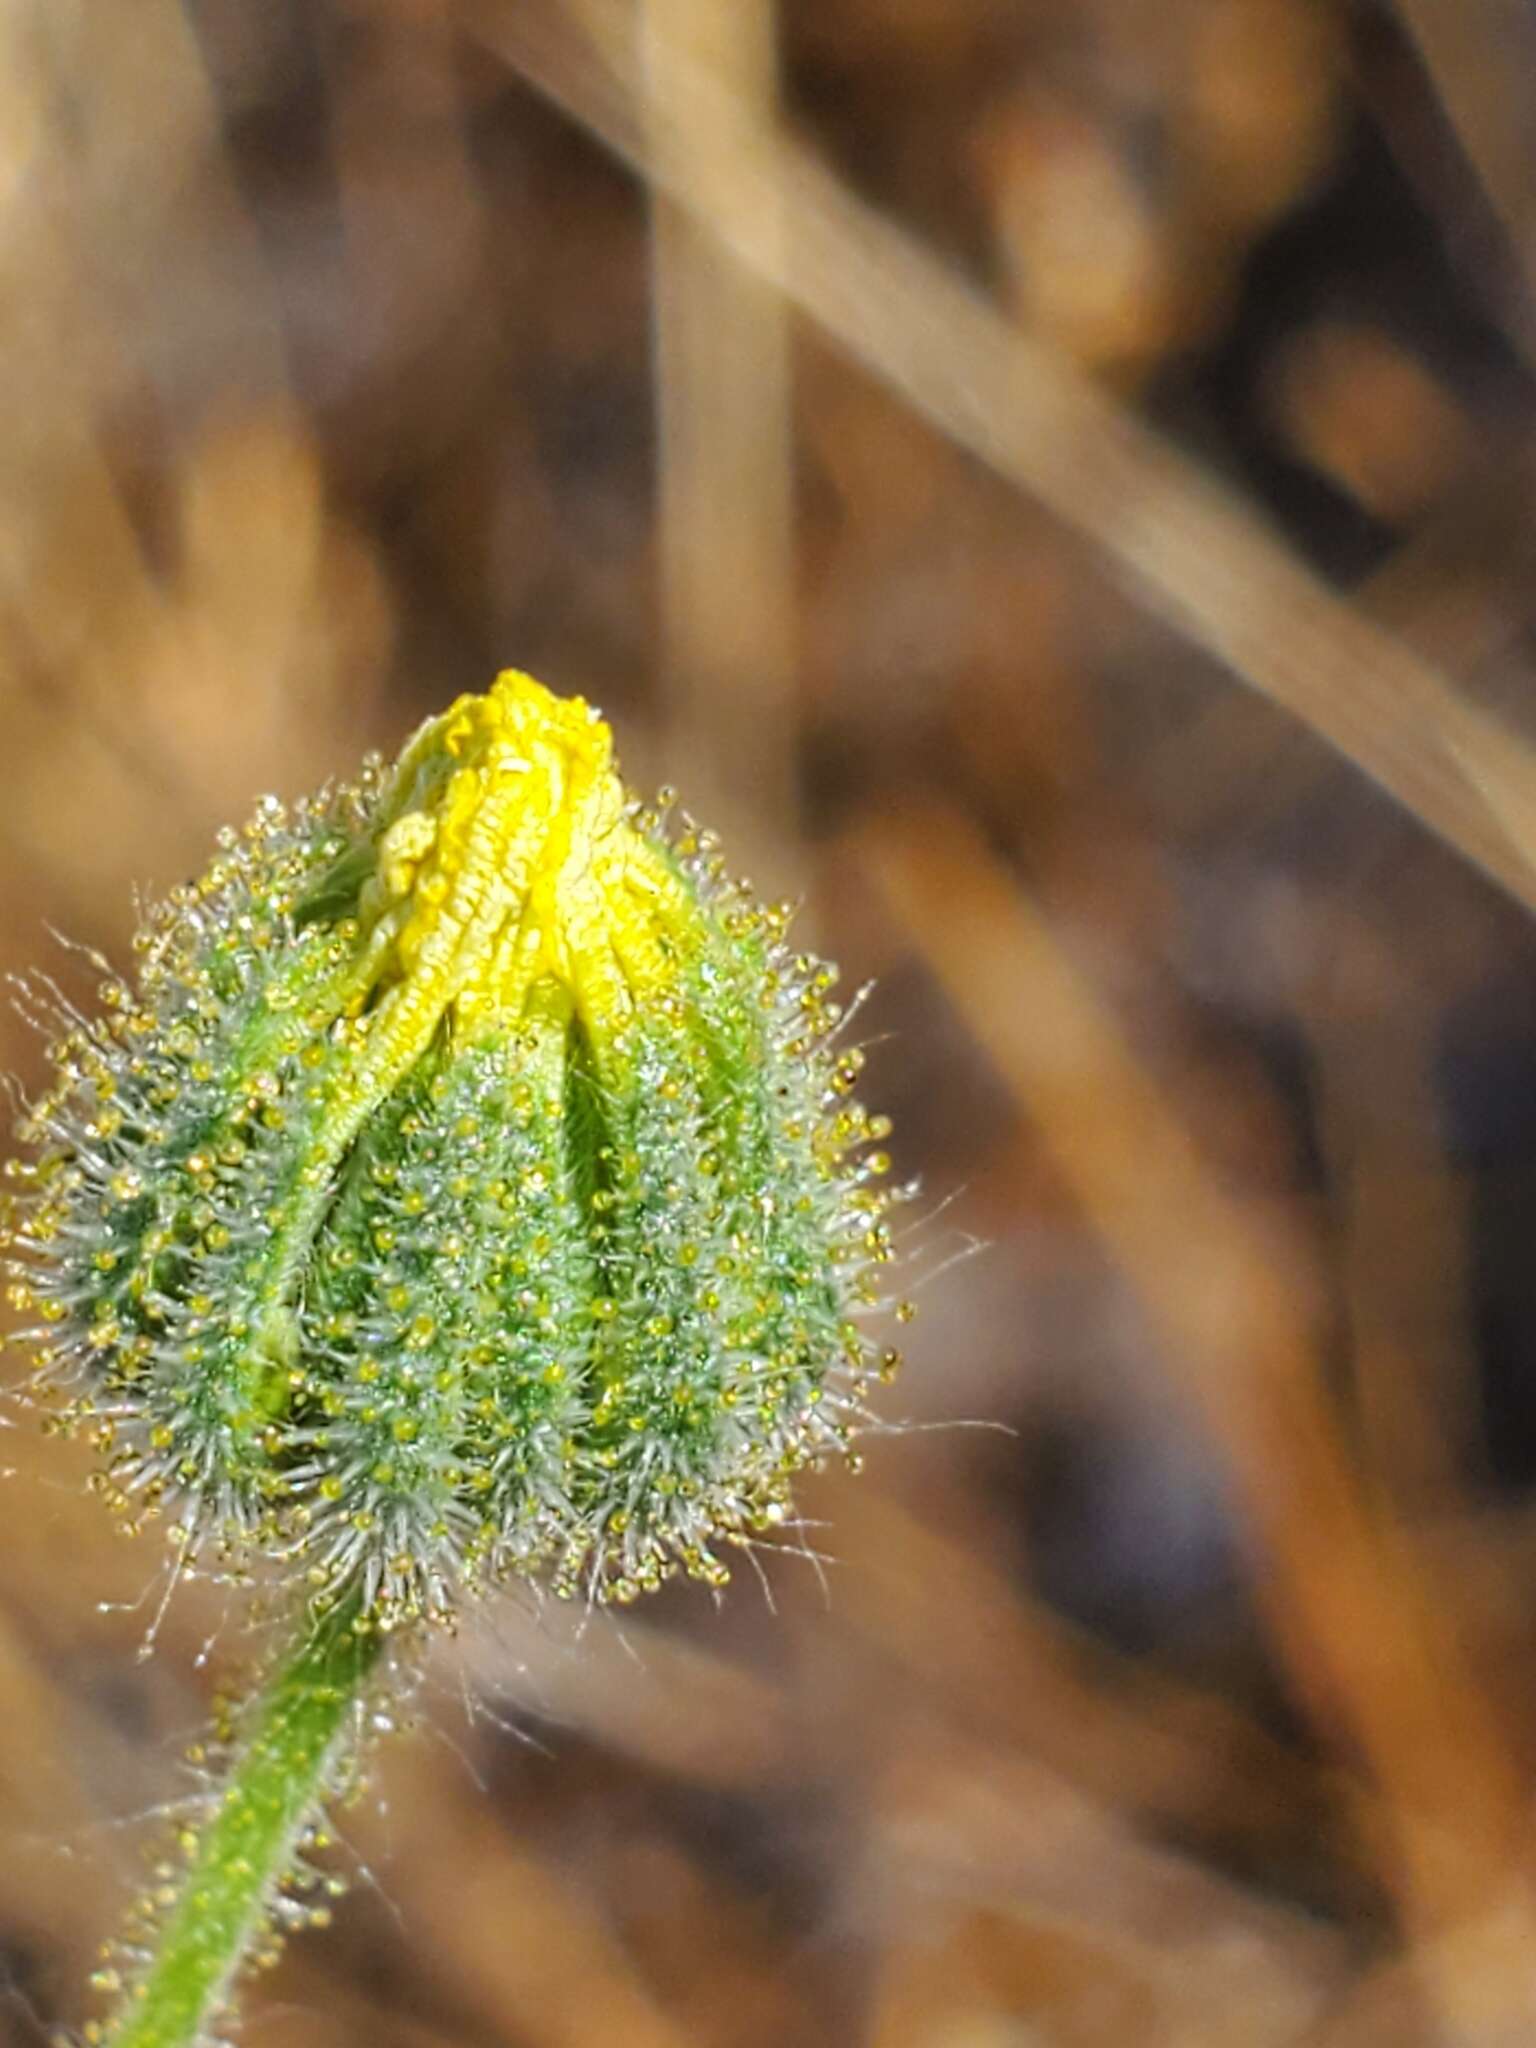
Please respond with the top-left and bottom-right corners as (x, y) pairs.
(863, 799), (1536, 2039)
(471, 0), (1536, 917)
(640, 0), (799, 860)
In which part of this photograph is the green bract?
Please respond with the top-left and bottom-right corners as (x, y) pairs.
(4, 674), (905, 1628)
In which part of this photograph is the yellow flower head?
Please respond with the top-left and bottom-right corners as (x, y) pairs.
(3, 674), (906, 1624)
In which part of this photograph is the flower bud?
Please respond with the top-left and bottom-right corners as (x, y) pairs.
(4, 675), (905, 1625)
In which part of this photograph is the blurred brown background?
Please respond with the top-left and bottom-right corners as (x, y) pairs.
(8, 1), (1536, 2043)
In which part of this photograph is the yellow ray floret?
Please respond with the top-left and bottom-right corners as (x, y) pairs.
(355, 671), (695, 1062)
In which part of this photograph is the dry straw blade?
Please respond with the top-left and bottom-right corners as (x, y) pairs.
(472, 0), (1536, 917)
(641, 0), (799, 851)
(862, 798), (1536, 2038)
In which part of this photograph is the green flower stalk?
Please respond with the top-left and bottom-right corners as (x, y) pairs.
(1, 673), (906, 2046)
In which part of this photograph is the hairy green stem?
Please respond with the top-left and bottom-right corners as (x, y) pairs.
(107, 1601), (386, 2048)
